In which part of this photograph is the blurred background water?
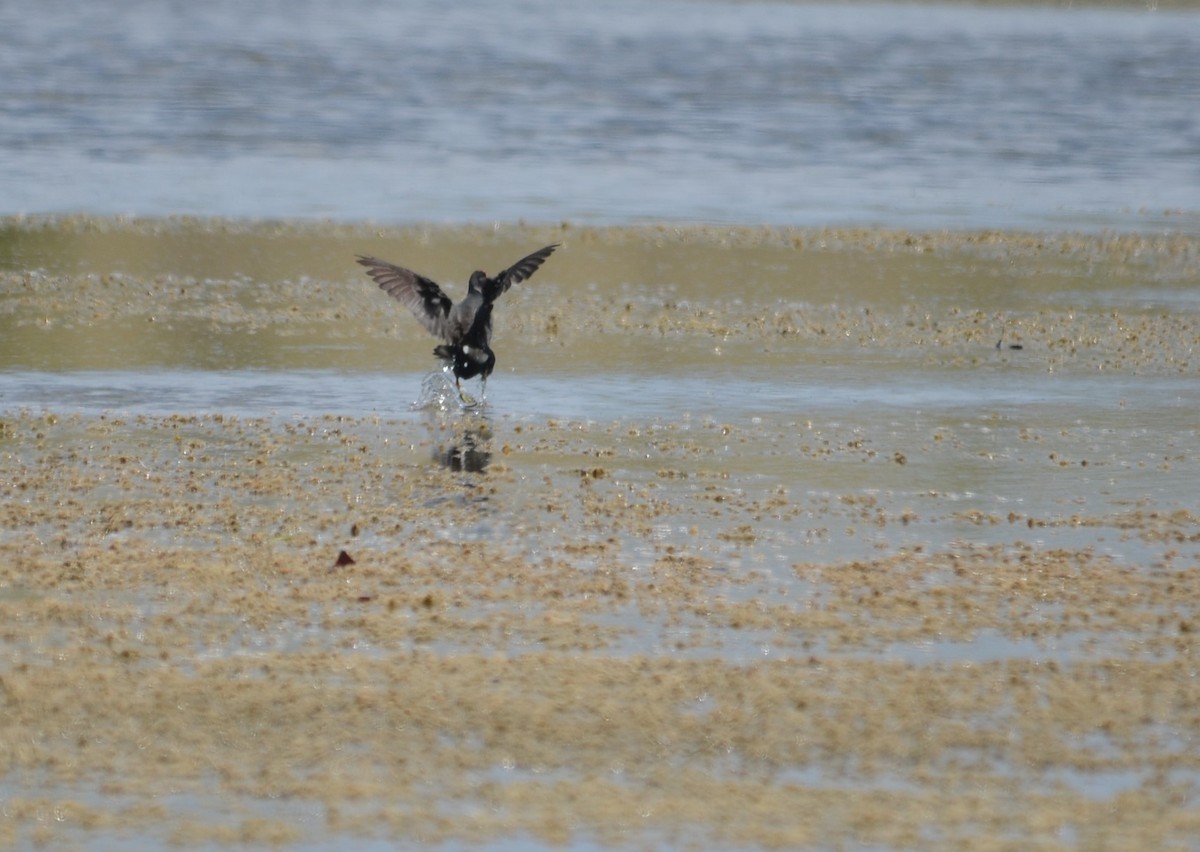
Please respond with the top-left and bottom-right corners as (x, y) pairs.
(1, 0), (1198, 231)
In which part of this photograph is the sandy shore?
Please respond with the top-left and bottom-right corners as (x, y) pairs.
(1, 218), (1199, 849)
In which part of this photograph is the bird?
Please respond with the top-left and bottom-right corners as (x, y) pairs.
(356, 244), (559, 403)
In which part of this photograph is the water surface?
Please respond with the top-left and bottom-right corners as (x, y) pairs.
(2, 1), (1198, 230)
(3, 221), (1200, 849)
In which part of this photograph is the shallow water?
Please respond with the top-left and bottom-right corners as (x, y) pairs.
(3, 1), (1200, 834)
(2, 0), (1199, 230)
(2, 220), (1200, 849)
(2, 219), (1196, 594)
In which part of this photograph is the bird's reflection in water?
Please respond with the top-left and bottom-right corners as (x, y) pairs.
(432, 414), (492, 473)
(416, 366), (493, 474)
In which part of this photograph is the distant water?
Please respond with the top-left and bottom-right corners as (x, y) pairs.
(1, 0), (1198, 231)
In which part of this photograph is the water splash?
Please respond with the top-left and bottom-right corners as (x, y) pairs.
(413, 363), (486, 413)
(409, 364), (493, 472)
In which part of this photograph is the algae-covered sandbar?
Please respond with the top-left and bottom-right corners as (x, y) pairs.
(1, 217), (1199, 849)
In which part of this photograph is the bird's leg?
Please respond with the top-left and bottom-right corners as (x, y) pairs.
(455, 375), (477, 407)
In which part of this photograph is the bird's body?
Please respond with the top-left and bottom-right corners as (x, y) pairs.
(357, 244), (559, 402)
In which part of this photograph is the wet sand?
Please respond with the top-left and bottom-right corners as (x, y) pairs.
(1, 217), (1199, 849)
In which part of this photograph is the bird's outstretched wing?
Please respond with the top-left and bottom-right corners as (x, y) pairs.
(356, 255), (455, 342)
(493, 244), (560, 297)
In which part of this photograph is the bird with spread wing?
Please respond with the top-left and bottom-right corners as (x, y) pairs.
(357, 244), (559, 404)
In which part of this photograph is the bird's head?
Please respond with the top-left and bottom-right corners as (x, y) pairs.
(468, 270), (488, 295)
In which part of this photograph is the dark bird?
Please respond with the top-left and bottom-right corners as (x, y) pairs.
(357, 244), (559, 402)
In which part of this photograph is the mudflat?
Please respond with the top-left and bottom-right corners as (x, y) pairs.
(1, 218), (1199, 849)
